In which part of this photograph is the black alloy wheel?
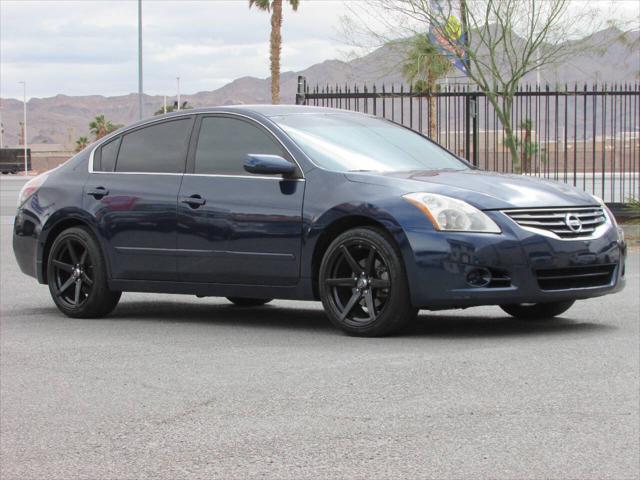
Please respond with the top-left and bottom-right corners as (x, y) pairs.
(51, 237), (93, 308)
(319, 227), (417, 336)
(47, 227), (121, 318)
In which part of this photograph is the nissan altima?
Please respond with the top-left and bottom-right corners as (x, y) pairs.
(13, 106), (626, 336)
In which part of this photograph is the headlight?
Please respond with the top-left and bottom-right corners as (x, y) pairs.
(403, 192), (501, 233)
(592, 195), (617, 227)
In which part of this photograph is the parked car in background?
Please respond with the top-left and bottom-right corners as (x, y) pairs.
(13, 106), (626, 336)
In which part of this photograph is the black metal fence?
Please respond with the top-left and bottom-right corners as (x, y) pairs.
(295, 77), (640, 206)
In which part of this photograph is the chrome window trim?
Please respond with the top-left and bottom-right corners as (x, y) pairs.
(183, 173), (304, 181)
(88, 111), (305, 178)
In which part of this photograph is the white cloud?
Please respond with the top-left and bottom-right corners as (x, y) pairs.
(2, 0), (637, 100)
(0, 0), (352, 99)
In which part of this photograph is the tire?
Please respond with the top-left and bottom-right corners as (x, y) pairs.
(47, 226), (121, 318)
(500, 300), (575, 320)
(226, 297), (273, 307)
(319, 227), (418, 337)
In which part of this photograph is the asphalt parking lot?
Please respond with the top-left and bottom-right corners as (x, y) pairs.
(1, 176), (639, 480)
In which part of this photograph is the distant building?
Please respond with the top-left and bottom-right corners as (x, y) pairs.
(2, 143), (74, 173)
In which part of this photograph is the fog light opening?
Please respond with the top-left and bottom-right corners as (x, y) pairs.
(466, 268), (492, 288)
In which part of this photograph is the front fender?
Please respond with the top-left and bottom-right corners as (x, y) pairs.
(300, 171), (435, 302)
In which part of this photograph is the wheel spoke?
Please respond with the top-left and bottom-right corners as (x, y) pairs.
(66, 240), (79, 264)
(326, 277), (357, 287)
(340, 245), (362, 274)
(370, 278), (390, 289)
(74, 280), (82, 305)
(56, 276), (75, 296)
(79, 248), (88, 266)
(365, 248), (376, 276)
(363, 289), (377, 320)
(339, 290), (362, 321)
(52, 260), (74, 273)
(81, 273), (93, 286)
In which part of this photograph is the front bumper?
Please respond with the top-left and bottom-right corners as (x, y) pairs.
(404, 213), (626, 309)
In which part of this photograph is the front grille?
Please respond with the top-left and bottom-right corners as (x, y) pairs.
(503, 206), (607, 239)
(536, 264), (615, 290)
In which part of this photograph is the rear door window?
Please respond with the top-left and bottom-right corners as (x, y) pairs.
(115, 118), (193, 173)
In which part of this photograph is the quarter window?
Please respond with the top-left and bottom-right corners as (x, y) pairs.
(97, 137), (120, 172)
(115, 119), (192, 173)
(194, 116), (287, 175)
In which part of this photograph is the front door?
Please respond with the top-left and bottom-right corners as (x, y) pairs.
(84, 116), (194, 280)
(177, 114), (304, 285)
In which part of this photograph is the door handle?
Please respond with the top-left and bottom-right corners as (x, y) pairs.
(86, 186), (109, 198)
(180, 194), (206, 208)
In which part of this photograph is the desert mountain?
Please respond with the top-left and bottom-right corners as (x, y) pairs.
(0, 27), (637, 147)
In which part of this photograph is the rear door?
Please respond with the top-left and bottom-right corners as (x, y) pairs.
(85, 116), (194, 280)
(176, 114), (305, 285)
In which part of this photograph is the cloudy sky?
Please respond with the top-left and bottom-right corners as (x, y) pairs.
(1, 0), (352, 100)
(1, 0), (638, 101)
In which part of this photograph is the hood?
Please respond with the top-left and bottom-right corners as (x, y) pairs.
(345, 169), (597, 210)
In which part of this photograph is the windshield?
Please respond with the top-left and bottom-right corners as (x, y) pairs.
(271, 112), (468, 173)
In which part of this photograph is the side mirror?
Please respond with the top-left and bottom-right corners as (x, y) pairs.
(244, 154), (296, 176)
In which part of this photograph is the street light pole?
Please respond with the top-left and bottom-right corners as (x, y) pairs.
(0, 109), (4, 149)
(137, 0), (143, 120)
(19, 81), (28, 175)
(176, 77), (181, 111)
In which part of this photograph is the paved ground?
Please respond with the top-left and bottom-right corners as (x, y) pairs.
(1, 177), (639, 480)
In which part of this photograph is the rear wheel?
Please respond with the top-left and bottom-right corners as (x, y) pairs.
(227, 297), (272, 307)
(500, 300), (575, 320)
(47, 227), (121, 318)
(319, 227), (417, 337)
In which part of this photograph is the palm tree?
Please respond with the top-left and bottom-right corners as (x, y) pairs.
(402, 35), (452, 139)
(75, 136), (89, 152)
(89, 114), (121, 140)
(249, 0), (299, 104)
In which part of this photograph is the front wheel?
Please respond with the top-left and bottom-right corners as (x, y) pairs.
(47, 227), (121, 318)
(500, 300), (575, 320)
(319, 227), (418, 337)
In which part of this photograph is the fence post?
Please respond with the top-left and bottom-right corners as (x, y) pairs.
(465, 90), (471, 162)
(296, 76), (306, 105)
(471, 93), (479, 166)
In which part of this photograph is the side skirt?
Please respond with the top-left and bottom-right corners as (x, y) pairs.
(108, 277), (315, 301)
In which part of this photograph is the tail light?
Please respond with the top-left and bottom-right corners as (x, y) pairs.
(17, 172), (50, 207)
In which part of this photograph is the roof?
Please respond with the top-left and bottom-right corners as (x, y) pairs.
(153, 104), (351, 120)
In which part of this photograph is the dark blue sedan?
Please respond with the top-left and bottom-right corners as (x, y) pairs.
(13, 106), (626, 336)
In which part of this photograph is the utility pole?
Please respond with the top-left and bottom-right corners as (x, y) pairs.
(19, 81), (28, 175)
(163, 95), (167, 114)
(137, 0), (144, 120)
(0, 109), (4, 148)
(176, 77), (181, 111)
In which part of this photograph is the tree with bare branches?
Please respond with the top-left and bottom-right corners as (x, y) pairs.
(343, 0), (621, 170)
